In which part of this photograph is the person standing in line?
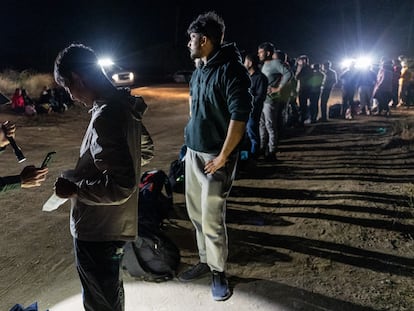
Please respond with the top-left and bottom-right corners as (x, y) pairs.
(52, 43), (151, 311)
(0, 121), (48, 192)
(372, 57), (393, 116)
(319, 61), (337, 121)
(295, 55), (313, 125)
(391, 58), (401, 108)
(177, 11), (252, 302)
(398, 57), (412, 106)
(243, 52), (268, 159)
(339, 61), (358, 119)
(356, 65), (376, 116)
(308, 63), (324, 123)
(257, 43), (293, 161)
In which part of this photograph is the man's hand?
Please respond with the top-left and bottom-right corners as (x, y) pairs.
(54, 177), (78, 198)
(0, 121), (16, 148)
(204, 154), (227, 175)
(20, 165), (48, 188)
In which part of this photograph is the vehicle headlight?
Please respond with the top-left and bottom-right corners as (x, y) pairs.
(112, 73), (120, 82)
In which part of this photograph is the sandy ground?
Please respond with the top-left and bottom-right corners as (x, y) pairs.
(0, 84), (414, 311)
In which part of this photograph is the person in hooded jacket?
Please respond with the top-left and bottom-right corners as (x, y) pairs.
(52, 43), (153, 311)
(177, 11), (252, 302)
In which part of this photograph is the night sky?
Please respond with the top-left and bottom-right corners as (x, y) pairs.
(2, 0), (414, 76)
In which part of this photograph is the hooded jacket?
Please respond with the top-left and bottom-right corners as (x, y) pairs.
(185, 43), (252, 154)
(64, 94), (150, 242)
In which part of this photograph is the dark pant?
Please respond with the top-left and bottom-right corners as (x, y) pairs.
(319, 88), (332, 120)
(342, 90), (355, 117)
(246, 103), (263, 156)
(74, 239), (126, 311)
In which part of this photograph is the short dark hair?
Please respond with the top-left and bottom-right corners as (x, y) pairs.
(258, 42), (275, 56)
(187, 11), (225, 47)
(245, 53), (260, 70)
(323, 60), (332, 68)
(54, 43), (102, 87)
(274, 49), (287, 62)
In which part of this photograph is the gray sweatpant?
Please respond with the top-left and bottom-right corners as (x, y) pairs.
(260, 99), (282, 154)
(184, 147), (237, 272)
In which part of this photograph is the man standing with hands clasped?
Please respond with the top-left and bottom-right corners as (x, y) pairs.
(177, 11), (252, 301)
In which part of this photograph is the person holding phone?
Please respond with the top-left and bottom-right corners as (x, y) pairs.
(0, 120), (48, 193)
(52, 43), (150, 311)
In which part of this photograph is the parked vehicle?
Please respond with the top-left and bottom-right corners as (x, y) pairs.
(172, 70), (193, 83)
(98, 58), (135, 87)
(109, 67), (135, 87)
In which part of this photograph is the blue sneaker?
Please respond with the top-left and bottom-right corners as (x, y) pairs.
(211, 271), (231, 301)
(178, 262), (210, 282)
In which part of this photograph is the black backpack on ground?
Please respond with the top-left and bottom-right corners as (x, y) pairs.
(122, 223), (180, 282)
(122, 169), (181, 282)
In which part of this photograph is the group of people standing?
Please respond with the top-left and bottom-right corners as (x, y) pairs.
(339, 56), (414, 120)
(242, 43), (339, 163)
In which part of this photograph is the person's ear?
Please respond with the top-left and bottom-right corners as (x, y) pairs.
(200, 35), (207, 46)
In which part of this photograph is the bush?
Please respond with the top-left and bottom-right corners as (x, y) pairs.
(0, 69), (55, 100)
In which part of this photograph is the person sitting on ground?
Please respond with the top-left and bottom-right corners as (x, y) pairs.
(21, 89), (37, 116)
(0, 121), (48, 192)
(36, 86), (53, 114)
(11, 88), (25, 114)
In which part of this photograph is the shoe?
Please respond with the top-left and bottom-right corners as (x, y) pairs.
(211, 271), (231, 301)
(345, 108), (352, 120)
(178, 262), (210, 282)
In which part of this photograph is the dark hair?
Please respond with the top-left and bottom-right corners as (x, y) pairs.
(54, 43), (102, 87)
(258, 42), (275, 56)
(245, 53), (260, 70)
(312, 63), (320, 70)
(297, 55), (309, 64)
(274, 49), (287, 62)
(323, 60), (332, 68)
(187, 11), (225, 47)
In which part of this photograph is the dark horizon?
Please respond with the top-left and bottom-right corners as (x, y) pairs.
(2, 0), (414, 75)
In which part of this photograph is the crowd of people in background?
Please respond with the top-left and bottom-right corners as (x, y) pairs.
(238, 44), (414, 165)
(10, 85), (74, 116)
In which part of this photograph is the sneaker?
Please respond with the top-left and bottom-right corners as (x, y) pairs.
(345, 108), (352, 120)
(211, 271), (231, 301)
(178, 262), (210, 282)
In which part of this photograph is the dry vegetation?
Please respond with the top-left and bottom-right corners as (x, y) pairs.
(0, 70), (54, 100)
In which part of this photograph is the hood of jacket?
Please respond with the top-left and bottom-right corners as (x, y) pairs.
(204, 42), (242, 69)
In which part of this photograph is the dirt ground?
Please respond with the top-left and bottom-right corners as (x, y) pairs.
(0, 84), (414, 311)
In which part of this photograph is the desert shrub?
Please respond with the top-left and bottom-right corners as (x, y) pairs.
(0, 69), (54, 99)
(22, 73), (55, 99)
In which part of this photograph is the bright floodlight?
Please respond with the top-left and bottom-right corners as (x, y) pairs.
(355, 56), (372, 69)
(341, 58), (354, 69)
(98, 58), (114, 67)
